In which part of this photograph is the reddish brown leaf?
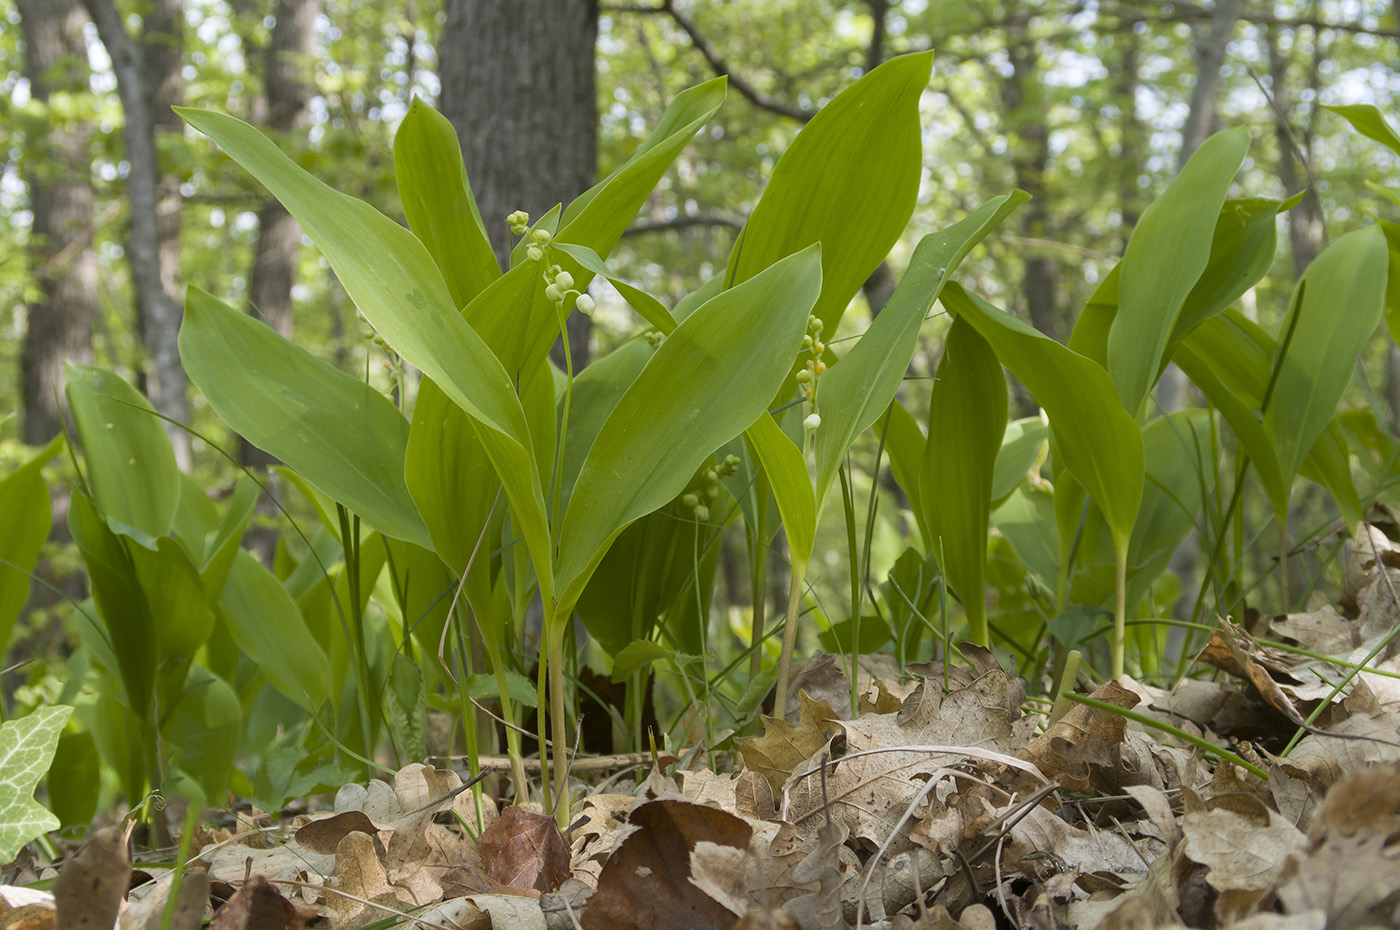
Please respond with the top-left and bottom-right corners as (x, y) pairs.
(208, 876), (304, 930)
(478, 806), (572, 894)
(581, 799), (754, 930)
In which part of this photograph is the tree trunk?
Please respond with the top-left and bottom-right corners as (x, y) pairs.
(247, 0), (319, 348)
(81, 0), (192, 468)
(439, 0), (599, 370)
(1178, 0), (1246, 166)
(1112, 23), (1145, 246)
(18, 0), (97, 446)
(999, 1), (1059, 355)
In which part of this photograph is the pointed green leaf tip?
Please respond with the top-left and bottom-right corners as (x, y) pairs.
(726, 50), (932, 337)
(0, 705), (73, 861)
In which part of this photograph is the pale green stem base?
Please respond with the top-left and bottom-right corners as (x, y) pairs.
(1112, 547), (1128, 679)
(772, 558), (809, 721)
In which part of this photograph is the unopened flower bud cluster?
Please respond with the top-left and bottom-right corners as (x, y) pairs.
(507, 210), (594, 315)
(680, 454), (741, 523)
(798, 315), (825, 431)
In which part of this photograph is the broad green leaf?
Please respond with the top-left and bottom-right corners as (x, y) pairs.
(991, 418), (1047, 505)
(1326, 103), (1400, 157)
(1268, 226), (1388, 485)
(405, 377), (499, 575)
(171, 472), (219, 562)
(68, 493), (156, 715)
(1124, 410), (1216, 609)
(812, 191), (1028, 507)
(65, 364), (179, 543)
(1378, 220), (1400, 348)
(181, 288), (431, 549)
(1165, 195), (1300, 356)
(1107, 128), (1250, 414)
(611, 640), (674, 683)
(179, 107), (554, 600)
(993, 483), (1059, 589)
(556, 247), (823, 606)
(0, 436), (61, 648)
(1175, 313), (1289, 520)
(725, 52), (931, 338)
(745, 412), (818, 563)
(164, 666), (240, 800)
(197, 476), (260, 602)
(130, 536), (216, 710)
(465, 670), (538, 708)
(382, 538), (456, 677)
(1298, 421), (1363, 532)
(943, 283), (1144, 553)
(394, 96), (501, 308)
(47, 730), (99, 828)
(219, 549), (332, 711)
(557, 338), (654, 517)
(923, 316), (1007, 645)
(884, 401), (930, 550)
(0, 705), (72, 861)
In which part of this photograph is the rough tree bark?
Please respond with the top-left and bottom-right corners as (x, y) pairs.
(439, 0), (599, 369)
(998, 1), (1060, 347)
(1179, 0), (1247, 165)
(1265, 23), (1325, 278)
(246, 0), (319, 346)
(17, 0), (97, 446)
(81, 0), (192, 467)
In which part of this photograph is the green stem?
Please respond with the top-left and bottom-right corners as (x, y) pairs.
(337, 506), (375, 777)
(1111, 543), (1127, 679)
(747, 477), (770, 681)
(773, 557), (810, 721)
(547, 623), (570, 827)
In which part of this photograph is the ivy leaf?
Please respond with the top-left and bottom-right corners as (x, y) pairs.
(0, 705), (73, 861)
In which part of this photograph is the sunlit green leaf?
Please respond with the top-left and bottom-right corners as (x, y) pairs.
(943, 283), (1144, 553)
(181, 288), (431, 549)
(394, 97), (501, 308)
(1107, 127), (1249, 415)
(65, 365), (179, 543)
(556, 247), (822, 607)
(0, 436), (60, 648)
(725, 52), (931, 338)
(923, 316), (1007, 645)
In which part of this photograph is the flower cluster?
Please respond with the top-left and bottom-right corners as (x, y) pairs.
(680, 454), (741, 523)
(796, 314), (825, 431)
(507, 209), (595, 315)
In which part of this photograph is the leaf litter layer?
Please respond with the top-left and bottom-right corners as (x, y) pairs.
(11, 526), (1400, 930)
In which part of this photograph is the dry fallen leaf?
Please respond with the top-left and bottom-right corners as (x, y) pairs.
(581, 798), (753, 930)
(54, 826), (130, 930)
(207, 875), (303, 930)
(784, 818), (849, 930)
(1019, 678), (1137, 793)
(329, 830), (413, 930)
(478, 806), (572, 895)
(294, 812), (377, 856)
(737, 692), (842, 794)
